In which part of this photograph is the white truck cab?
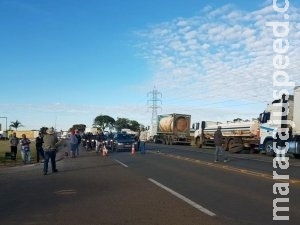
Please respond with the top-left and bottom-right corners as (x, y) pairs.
(259, 86), (300, 158)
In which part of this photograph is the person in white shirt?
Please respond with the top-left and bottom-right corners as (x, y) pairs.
(139, 128), (147, 154)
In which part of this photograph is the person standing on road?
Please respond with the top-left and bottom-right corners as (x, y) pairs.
(42, 127), (60, 175)
(95, 131), (105, 153)
(75, 129), (81, 156)
(69, 129), (78, 158)
(139, 128), (147, 154)
(9, 132), (19, 160)
(135, 129), (140, 152)
(214, 126), (228, 162)
(35, 132), (44, 163)
(19, 134), (31, 164)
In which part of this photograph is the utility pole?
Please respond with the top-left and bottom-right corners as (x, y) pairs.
(147, 87), (162, 138)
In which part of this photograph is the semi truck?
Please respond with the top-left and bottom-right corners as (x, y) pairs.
(193, 86), (300, 158)
(193, 120), (260, 153)
(259, 86), (300, 158)
(153, 113), (191, 145)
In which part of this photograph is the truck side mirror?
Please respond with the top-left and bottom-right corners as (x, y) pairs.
(201, 121), (206, 130)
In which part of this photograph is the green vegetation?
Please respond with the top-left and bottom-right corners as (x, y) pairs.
(3, 115), (143, 136)
(114, 117), (140, 132)
(93, 115), (115, 131)
(70, 124), (87, 133)
(9, 120), (24, 130)
(93, 115), (141, 132)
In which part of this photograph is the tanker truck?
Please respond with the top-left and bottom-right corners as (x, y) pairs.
(259, 86), (300, 158)
(193, 120), (260, 153)
(153, 113), (191, 145)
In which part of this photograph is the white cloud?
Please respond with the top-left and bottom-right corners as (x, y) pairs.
(3, 2), (299, 131)
(136, 2), (300, 123)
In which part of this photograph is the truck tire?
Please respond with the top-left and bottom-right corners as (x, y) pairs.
(294, 154), (300, 159)
(264, 140), (275, 156)
(227, 139), (234, 151)
(227, 138), (243, 153)
(164, 138), (167, 145)
(195, 137), (202, 148)
(167, 137), (171, 145)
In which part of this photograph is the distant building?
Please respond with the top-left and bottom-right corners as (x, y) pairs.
(85, 127), (98, 134)
(7, 130), (39, 139)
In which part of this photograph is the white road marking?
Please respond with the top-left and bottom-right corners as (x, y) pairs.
(114, 159), (128, 168)
(148, 178), (216, 217)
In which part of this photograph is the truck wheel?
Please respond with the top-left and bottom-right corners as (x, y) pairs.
(167, 138), (170, 145)
(195, 137), (202, 148)
(153, 137), (157, 143)
(294, 154), (300, 159)
(164, 139), (167, 145)
(227, 139), (234, 151)
(264, 140), (275, 156)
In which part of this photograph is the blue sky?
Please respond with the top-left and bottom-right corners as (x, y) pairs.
(0, 0), (300, 131)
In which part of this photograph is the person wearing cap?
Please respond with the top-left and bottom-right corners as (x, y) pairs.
(42, 127), (60, 175)
(214, 126), (228, 162)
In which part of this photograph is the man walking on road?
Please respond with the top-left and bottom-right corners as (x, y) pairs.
(214, 126), (228, 162)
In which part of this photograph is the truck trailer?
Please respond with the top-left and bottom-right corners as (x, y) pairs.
(153, 113), (191, 145)
(193, 120), (260, 153)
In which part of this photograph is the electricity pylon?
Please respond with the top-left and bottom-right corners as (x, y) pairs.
(147, 87), (162, 137)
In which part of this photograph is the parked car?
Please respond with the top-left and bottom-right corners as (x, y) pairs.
(112, 133), (138, 152)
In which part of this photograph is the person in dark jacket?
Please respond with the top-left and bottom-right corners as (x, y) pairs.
(9, 132), (19, 160)
(35, 132), (44, 163)
(214, 126), (228, 162)
(75, 130), (81, 156)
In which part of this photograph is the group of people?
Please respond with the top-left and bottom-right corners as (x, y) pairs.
(7, 126), (225, 176)
(9, 132), (33, 164)
(9, 127), (61, 175)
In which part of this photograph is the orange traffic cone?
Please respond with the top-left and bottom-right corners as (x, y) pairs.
(102, 145), (108, 157)
(131, 144), (135, 155)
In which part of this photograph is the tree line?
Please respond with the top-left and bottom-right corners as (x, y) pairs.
(8, 115), (142, 134)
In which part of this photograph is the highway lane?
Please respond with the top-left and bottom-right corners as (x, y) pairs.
(0, 149), (233, 225)
(145, 143), (300, 181)
(112, 143), (300, 225)
(0, 144), (299, 225)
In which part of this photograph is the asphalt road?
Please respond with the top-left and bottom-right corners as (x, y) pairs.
(0, 143), (299, 225)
